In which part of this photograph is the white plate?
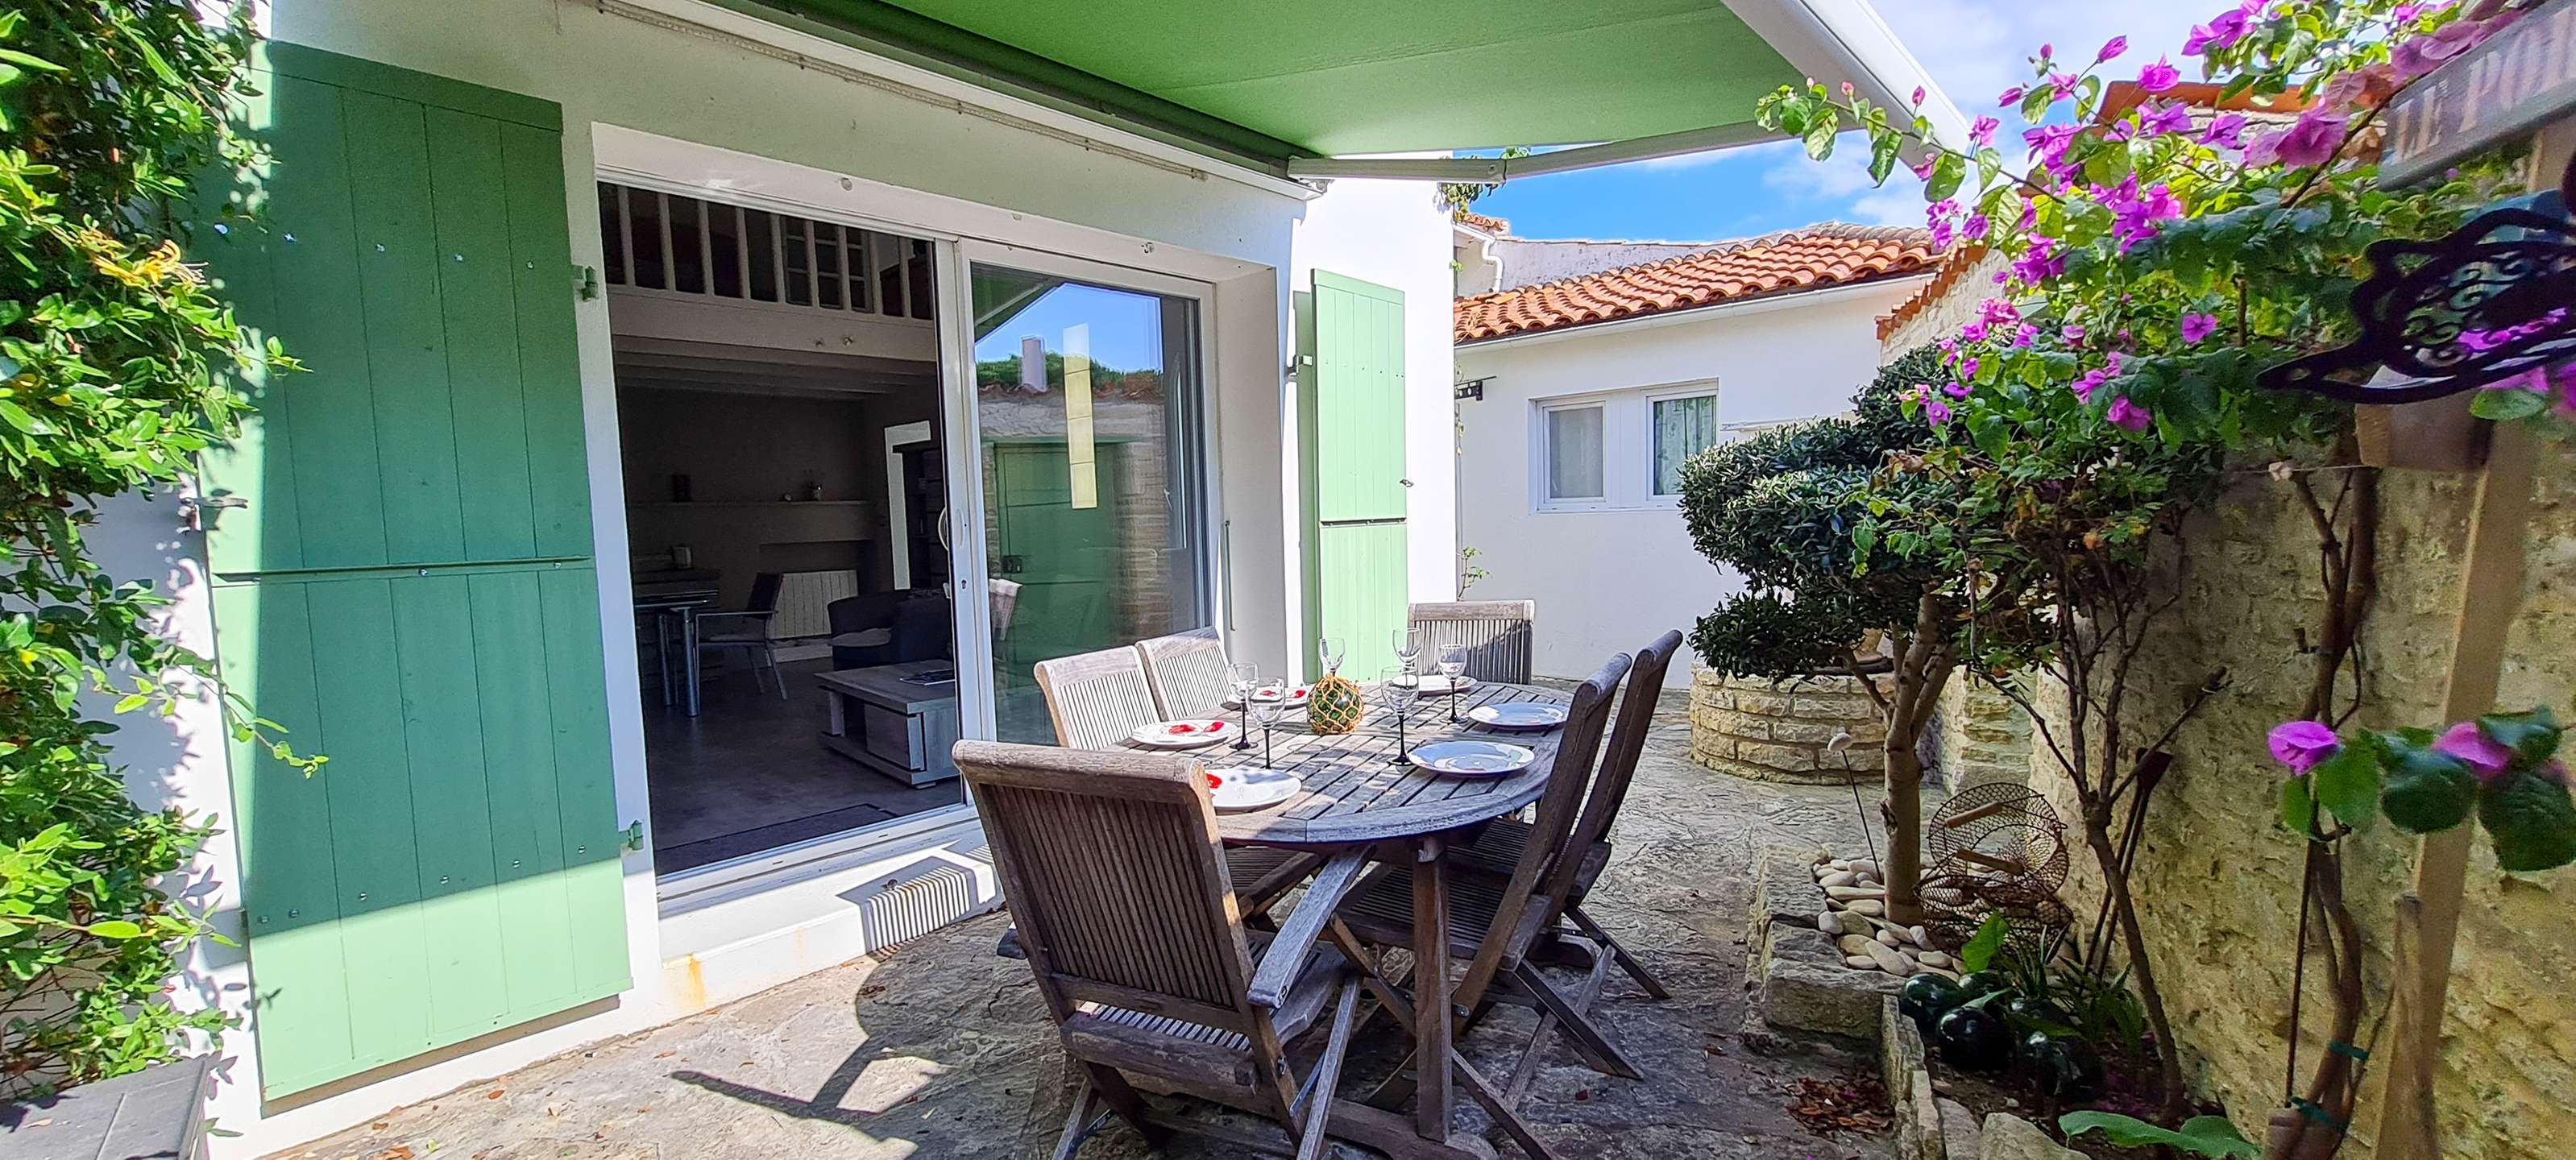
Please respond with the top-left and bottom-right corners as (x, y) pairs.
(1411, 740), (1537, 778)
(1413, 674), (1475, 694)
(1225, 685), (1312, 709)
(1207, 766), (1301, 813)
(1129, 719), (1235, 748)
(1468, 702), (1566, 731)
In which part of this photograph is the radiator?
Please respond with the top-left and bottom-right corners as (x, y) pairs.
(773, 569), (860, 640)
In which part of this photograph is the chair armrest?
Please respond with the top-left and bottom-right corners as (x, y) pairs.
(1247, 849), (1369, 1009)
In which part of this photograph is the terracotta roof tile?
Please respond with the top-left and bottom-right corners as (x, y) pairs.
(1453, 223), (1936, 343)
(1452, 209), (1510, 234)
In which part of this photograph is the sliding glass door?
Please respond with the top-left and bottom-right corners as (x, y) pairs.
(948, 250), (1212, 744)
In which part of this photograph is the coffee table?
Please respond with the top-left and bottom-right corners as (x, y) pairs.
(816, 661), (961, 786)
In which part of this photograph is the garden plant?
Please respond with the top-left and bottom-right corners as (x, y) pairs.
(1749, 0), (2576, 1148)
(0, 1), (306, 1099)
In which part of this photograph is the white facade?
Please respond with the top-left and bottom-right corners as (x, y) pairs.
(104, 1), (1456, 1151)
(1453, 278), (1927, 687)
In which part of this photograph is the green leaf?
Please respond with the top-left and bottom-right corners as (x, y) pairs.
(2380, 742), (2478, 835)
(2470, 388), (2549, 421)
(111, 694), (149, 714)
(1959, 913), (2009, 973)
(1869, 130), (1902, 184)
(1805, 117), (1839, 161)
(2020, 84), (2055, 123)
(0, 400), (32, 433)
(2479, 768), (2576, 872)
(85, 920), (144, 939)
(2279, 775), (2317, 836)
(2310, 741), (2379, 830)
(2060, 1112), (2259, 1158)
(1925, 152), (1966, 201)
(0, 48), (64, 73)
(2477, 706), (2560, 767)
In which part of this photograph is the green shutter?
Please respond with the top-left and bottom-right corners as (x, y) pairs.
(1300, 272), (1409, 675)
(192, 44), (628, 1098)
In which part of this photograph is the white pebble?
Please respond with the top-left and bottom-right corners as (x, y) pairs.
(1845, 955), (1879, 969)
(1816, 911), (1840, 934)
(1848, 899), (1886, 918)
(1876, 929), (1903, 948)
(1910, 926), (1930, 946)
(1830, 859), (1854, 872)
(1919, 950), (1954, 968)
(1819, 870), (1860, 889)
(1849, 860), (1881, 879)
(1824, 884), (1885, 901)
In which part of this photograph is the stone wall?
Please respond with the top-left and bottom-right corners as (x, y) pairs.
(2022, 446), (2576, 1160)
(1920, 678), (2034, 790)
(1690, 669), (1889, 783)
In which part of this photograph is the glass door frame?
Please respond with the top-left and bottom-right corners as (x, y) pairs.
(939, 239), (1226, 743)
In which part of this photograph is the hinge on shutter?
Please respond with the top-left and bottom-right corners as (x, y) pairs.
(620, 821), (646, 852)
(574, 264), (599, 301)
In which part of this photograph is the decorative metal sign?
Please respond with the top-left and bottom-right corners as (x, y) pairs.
(2382, 0), (2576, 187)
(1454, 378), (1487, 400)
(2258, 153), (2576, 403)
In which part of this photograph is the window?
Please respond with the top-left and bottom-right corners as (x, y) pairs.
(1544, 404), (1604, 503)
(1651, 393), (1719, 495)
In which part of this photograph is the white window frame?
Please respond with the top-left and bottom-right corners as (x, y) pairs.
(1644, 380), (1721, 505)
(1533, 397), (1610, 512)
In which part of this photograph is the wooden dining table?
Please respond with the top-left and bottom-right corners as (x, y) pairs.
(1120, 678), (1574, 1159)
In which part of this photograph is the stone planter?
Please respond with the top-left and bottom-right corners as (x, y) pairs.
(0, 1054), (211, 1158)
(1690, 668), (1889, 784)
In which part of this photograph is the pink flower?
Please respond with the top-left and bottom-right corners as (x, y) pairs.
(2268, 720), (2340, 773)
(2049, 72), (2081, 100)
(2010, 235), (2065, 284)
(2180, 313), (2220, 343)
(1959, 355), (1981, 379)
(1913, 85), (1927, 106)
(2137, 56), (2182, 93)
(1960, 320), (1988, 343)
(2184, 6), (2255, 56)
(2434, 721), (2516, 784)
(2391, 19), (2493, 81)
(1970, 115), (2000, 147)
(1978, 297), (2022, 326)
(1998, 85), (2026, 106)
(2097, 35), (2129, 64)
(1943, 381), (1972, 398)
(2250, 107), (2350, 168)
(2014, 322), (2039, 347)
(1912, 152), (1940, 181)
(1964, 213), (1991, 241)
(2063, 323), (2089, 342)
(2072, 367), (2109, 401)
(2106, 396), (2154, 432)
(2201, 111), (2248, 149)
(2138, 102), (2193, 138)
(1923, 398), (1954, 427)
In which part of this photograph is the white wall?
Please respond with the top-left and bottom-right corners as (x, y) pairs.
(1454, 280), (1924, 687)
(94, 2), (1455, 1151)
(1295, 176), (1462, 621)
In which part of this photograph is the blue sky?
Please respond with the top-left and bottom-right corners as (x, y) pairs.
(1472, 1), (2217, 241)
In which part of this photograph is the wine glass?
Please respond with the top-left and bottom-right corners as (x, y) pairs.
(1251, 693), (1287, 768)
(1317, 636), (1346, 677)
(1437, 644), (1469, 722)
(1393, 628), (1424, 676)
(1378, 666), (1421, 766)
(1226, 661), (1259, 750)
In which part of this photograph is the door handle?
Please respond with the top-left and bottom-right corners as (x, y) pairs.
(1400, 478), (1414, 487)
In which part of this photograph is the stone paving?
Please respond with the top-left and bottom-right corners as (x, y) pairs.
(279, 710), (1898, 1160)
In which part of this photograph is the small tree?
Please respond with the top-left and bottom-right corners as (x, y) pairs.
(1682, 348), (1959, 925)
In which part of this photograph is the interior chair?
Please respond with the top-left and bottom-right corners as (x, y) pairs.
(1408, 600), (1537, 685)
(1135, 627), (1232, 720)
(1453, 629), (1686, 1006)
(694, 572), (787, 701)
(1025, 645), (1317, 922)
(955, 741), (1390, 1160)
(1331, 653), (1635, 1141)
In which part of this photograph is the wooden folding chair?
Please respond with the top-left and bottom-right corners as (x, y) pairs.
(1454, 628), (1685, 1001)
(955, 741), (1393, 1160)
(1025, 647), (1315, 924)
(1408, 600), (1536, 684)
(1135, 627), (1233, 720)
(1330, 653), (1633, 1149)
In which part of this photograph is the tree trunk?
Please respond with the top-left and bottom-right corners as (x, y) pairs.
(1884, 743), (1925, 926)
(2083, 811), (2187, 1112)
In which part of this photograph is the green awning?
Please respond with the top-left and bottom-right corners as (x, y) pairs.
(732, 1), (1963, 178)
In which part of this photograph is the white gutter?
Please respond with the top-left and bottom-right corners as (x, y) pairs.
(1455, 272), (1931, 350)
(592, 0), (1325, 203)
(1288, 0), (1966, 182)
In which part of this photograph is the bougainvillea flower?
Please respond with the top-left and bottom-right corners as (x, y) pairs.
(1943, 382), (1972, 399)
(2434, 720), (2516, 783)
(2072, 367), (2109, 402)
(1997, 85), (2026, 106)
(2097, 35), (2128, 63)
(2180, 313), (2220, 343)
(2010, 235), (2065, 284)
(2063, 323), (2088, 342)
(1977, 297), (2021, 326)
(2137, 57), (2182, 92)
(2106, 396), (2154, 432)
(1964, 213), (1991, 242)
(2201, 111), (2248, 149)
(1970, 115), (2000, 147)
(2184, 6), (2255, 56)
(2268, 720), (2341, 773)
(1959, 355), (1981, 380)
(2391, 19), (2492, 81)
(1923, 398), (1953, 427)
(2014, 322), (2039, 347)
(2138, 102), (2193, 138)
(1960, 320), (1987, 344)
(2250, 108), (2350, 168)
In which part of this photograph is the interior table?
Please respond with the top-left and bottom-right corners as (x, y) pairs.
(1124, 679), (1573, 1160)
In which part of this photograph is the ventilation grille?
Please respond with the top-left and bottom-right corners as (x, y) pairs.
(598, 181), (933, 320)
